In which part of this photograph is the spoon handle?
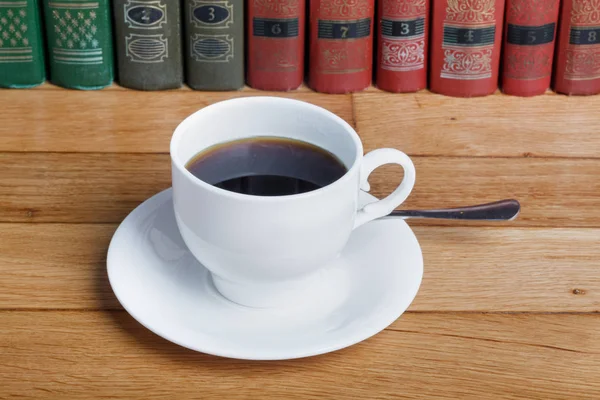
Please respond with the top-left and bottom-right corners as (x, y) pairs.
(389, 199), (521, 221)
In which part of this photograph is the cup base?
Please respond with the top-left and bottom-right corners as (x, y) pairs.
(211, 271), (322, 309)
(210, 259), (352, 309)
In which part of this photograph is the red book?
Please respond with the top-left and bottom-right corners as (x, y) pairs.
(376, 0), (430, 93)
(308, 0), (375, 93)
(429, 0), (505, 97)
(501, 0), (560, 96)
(247, 0), (305, 91)
(553, 0), (600, 95)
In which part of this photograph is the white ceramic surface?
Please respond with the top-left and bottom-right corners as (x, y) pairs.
(107, 189), (424, 360)
(170, 96), (416, 307)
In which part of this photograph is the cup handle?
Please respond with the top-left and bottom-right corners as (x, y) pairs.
(353, 148), (416, 229)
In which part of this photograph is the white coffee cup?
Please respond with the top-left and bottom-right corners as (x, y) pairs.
(170, 97), (416, 308)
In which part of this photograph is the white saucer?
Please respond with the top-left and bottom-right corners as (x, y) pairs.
(107, 188), (423, 360)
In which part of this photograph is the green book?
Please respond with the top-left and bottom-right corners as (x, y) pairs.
(43, 0), (114, 89)
(0, 0), (46, 88)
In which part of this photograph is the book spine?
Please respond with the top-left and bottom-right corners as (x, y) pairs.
(184, 0), (244, 90)
(501, 0), (560, 97)
(553, 0), (600, 95)
(247, 0), (305, 91)
(43, 0), (114, 89)
(113, 0), (183, 90)
(0, 0), (46, 88)
(429, 0), (505, 97)
(376, 0), (429, 93)
(308, 0), (374, 94)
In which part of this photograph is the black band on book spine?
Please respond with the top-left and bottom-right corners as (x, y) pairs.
(253, 17), (299, 38)
(318, 18), (371, 39)
(443, 25), (495, 46)
(381, 17), (425, 38)
(570, 26), (600, 45)
(507, 23), (555, 46)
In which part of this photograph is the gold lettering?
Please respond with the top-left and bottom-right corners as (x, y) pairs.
(340, 25), (349, 38)
(400, 22), (409, 35)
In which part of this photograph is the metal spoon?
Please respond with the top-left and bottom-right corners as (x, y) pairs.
(386, 199), (520, 221)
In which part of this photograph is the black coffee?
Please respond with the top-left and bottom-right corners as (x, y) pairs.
(185, 137), (347, 196)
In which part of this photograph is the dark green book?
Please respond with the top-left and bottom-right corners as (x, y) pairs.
(113, 0), (183, 90)
(184, 0), (244, 90)
(0, 0), (46, 88)
(43, 0), (114, 89)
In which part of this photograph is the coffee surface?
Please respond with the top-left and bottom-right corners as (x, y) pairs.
(185, 137), (347, 196)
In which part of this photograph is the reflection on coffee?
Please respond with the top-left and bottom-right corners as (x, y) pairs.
(185, 137), (348, 196)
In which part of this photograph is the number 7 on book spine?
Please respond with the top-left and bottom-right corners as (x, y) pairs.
(308, 0), (375, 94)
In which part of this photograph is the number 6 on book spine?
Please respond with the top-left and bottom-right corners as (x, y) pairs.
(247, 0), (305, 91)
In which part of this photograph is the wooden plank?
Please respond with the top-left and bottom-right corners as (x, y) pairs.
(0, 153), (171, 223)
(1, 312), (599, 399)
(0, 90), (351, 153)
(0, 224), (118, 309)
(1, 223), (598, 311)
(354, 89), (600, 158)
(6, 86), (598, 157)
(1, 153), (598, 226)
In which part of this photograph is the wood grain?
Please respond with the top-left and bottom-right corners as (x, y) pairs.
(1, 152), (598, 226)
(354, 90), (600, 158)
(5, 88), (600, 158)
(1, 86), (599, 398)
(1, 311), (599, 399)
(0, 90), (351, 153)
(2, 223), (598, 311)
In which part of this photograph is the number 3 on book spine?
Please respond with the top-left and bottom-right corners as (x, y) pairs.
(376, 0), (430, 93)
(184, 0), (243, 90)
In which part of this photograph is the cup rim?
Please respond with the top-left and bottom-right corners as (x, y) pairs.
(170, 96), (363, 202)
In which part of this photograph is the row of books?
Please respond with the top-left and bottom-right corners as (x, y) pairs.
(1, 0), (599, 97)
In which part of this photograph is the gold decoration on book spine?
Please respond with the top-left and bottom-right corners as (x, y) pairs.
(442, 0), (496, 80)
(566, 1), (600, 80)
(508, 0), (557, 25)
(382, 39), (425, 71)
(320, 0), (371, 19)
(445, 0), (495, 24)
(442, 48), (493, 79)
(382, 0), (427, 18)
(0, 3), (35, 63)
(253, 0), (300, 16)
(571, 0), (600, 24)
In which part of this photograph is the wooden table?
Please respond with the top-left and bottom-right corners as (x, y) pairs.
(1, 84), (599, 399)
